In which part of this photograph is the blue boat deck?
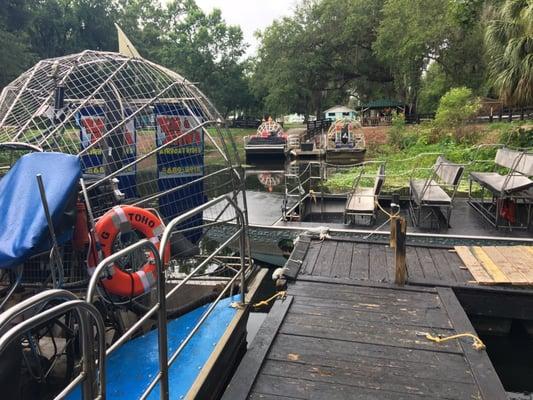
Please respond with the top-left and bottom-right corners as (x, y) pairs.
(67, 296), (239, 400)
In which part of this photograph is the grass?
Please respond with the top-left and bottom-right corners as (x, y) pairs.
(204, 127), (256, 165)
(324, 121), (533, 195)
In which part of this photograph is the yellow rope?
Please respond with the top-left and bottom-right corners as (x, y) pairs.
(424, 332), (486, 351)
(375, 200), (399, 219)
(309, 190), (317, 204)
(253, 291), (287, 308)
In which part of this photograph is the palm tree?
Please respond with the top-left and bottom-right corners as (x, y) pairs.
(485, 0), (533, 106)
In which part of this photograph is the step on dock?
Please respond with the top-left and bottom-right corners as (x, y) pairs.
(223, 279), (506, 399)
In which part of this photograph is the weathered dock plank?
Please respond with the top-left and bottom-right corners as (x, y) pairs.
(289, 237), (477, 286)
(224, 279), (506, 399)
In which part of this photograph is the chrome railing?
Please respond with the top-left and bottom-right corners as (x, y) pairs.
(87, 194), (248, 399)
(0, 289), (106, 400)
(0, 194), (249, 400)
(87, 239), (169, 400)
(139, 194), (247, 399)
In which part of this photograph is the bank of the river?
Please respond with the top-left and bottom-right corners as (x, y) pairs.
(324, 121), (532, 193)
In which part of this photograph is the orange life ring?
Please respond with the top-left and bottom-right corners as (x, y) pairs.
(93, 205), (170, 297)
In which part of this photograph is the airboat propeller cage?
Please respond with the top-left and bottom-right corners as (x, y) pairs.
(0, 51), (244, 244)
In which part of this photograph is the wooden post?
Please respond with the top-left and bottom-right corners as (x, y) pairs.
(394, 216), (407, 285)
(388, 194), (407, 285)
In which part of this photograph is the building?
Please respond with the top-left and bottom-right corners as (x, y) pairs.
(359, 99), (405, 126)
(323, 105), (357, 121)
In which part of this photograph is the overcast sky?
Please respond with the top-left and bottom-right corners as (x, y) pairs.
(194, 0), (298, 56)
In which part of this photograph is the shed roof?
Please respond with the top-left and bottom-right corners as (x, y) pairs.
(361, 99), (404, 109)
(323, 105), (356, 114)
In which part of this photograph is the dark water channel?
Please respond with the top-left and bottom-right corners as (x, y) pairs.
(471, 317), (533, 396)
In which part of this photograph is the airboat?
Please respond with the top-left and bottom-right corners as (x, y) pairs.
(0, 47), (264, 400)
(244, 118), (288, 159)
(325, 118), (366, 164)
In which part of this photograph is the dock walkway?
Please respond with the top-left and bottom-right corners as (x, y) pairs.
(284, 235), (473, 286)
(223, 278), (507, 399)
(221, 234), (533, 399)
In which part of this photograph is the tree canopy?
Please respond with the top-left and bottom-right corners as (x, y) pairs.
(0, 0), (249, 117)
(0, 0), (531, 117)
(251, 0), (530, 117)
(485, 0), (533, 106)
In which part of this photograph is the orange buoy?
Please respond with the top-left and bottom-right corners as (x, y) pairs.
(93, 205), (170, 297)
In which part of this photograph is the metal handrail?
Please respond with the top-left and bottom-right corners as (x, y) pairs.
(0, 294), (106, 400)
(86, 194), (248, 400)
(0, 289), (77, 336)
(136, 194), (247, 399)
(87, 239), (169, 400)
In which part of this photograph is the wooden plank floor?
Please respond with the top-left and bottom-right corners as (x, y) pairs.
(223, 280), (507, 400)
(286, 237), (473, 286)
(455, 245), (533, 285)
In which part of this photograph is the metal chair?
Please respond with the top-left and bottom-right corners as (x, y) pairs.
(409, 156), (464, 229)
(344, 163), (385, 226)
(468, 147), (533, 229)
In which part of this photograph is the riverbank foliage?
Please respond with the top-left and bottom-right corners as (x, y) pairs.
(324, 120), (533, 194)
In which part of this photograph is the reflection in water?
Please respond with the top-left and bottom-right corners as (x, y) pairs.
(257, 172), (283, 192)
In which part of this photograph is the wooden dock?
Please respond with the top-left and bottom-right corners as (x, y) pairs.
(284, 235), (474, 286)
(223, 279), (507, 399)
(455, 245), (533, 285)
(222, 235), (533, 399)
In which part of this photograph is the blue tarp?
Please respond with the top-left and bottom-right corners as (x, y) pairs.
(0, 152), (81, 269)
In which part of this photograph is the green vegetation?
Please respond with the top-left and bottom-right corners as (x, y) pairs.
(485, 0), (533, 106)
(324, 116), (533, 194)
(204, 127), (256, 166)
(0, 0), (530, 121)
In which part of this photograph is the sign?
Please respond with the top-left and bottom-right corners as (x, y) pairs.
(78, 106), (137, 198)
(154, 104), (206, 243)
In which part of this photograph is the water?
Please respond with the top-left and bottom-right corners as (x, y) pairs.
(244, 262), (279, 347)
(474, 318), (533, 394)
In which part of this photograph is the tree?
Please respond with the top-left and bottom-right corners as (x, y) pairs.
(374, 0), (486, 111)
(0, 0), (35, 87)
(148, 1), (250, 117)
(251, 0), (392, 119)
(418, 64), (451, 113)
(435, 87), (481, 129)
(485, 0), (533, 106)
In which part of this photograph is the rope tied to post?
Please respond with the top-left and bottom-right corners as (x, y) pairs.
(375, 200), (400, 219)
(421, 332), (486, 351)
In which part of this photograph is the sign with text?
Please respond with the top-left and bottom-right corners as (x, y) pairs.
(154, 104), (205, 243)
(78, 106), (137, 198)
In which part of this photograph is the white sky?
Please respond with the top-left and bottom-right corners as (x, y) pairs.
(193, 0), (298, 56)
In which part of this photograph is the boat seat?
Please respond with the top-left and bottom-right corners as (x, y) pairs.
(346, 187), (375, 212)
(410, 179), (451, 205)
(468, 148), (533, 229)
(409, 156), (464, 228)
(469, 172), (533, 194)
(344, 164), (385, 225)
(0, 152), (81, 269)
